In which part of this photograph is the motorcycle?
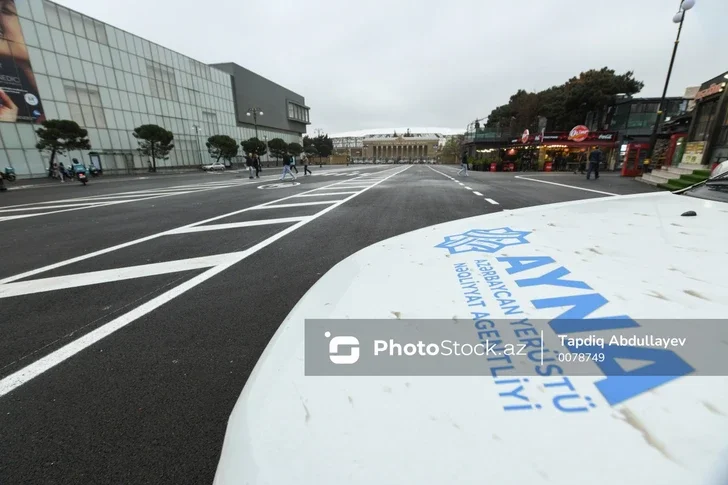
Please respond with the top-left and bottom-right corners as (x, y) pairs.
(73, 163), (89, 186)
(4, 167), (16, 182)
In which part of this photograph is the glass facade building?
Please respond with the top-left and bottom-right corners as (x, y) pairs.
(0, 0), (308, 178)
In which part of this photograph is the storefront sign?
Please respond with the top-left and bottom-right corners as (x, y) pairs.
(681, 141), (706, 165)
(568, 125), (590, 142)
(521, 130), (530, 144)
(694, 82), (725, 101)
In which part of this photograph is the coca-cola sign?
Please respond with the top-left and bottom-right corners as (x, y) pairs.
(521, 129), (530, 144)
(569, 125), (590, 142)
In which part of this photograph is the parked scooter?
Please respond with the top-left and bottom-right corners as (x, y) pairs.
(4, 167), (16, 182)
(72, 161), (88, 186)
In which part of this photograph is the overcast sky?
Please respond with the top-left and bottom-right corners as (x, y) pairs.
(55, 0), (728, 135)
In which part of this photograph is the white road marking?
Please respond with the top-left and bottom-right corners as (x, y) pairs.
(0, 169), (402, 285)
(458, 183), (465, 186)
(294, 191), (358, 197)
(167, 217), (310, 234)
(485, 198), (500, 205)
(0, 166), (410, 398)
(514, 175), (619, 196)
(0, 254), (234, 299)
(464, 187), (473, 191)
(255, 201), (336, 210)
(473, 191), (483, 196)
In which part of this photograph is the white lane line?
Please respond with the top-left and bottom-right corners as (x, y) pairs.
(0, 168), (403, 284)
(464, 187), (473, 191)
(514, 175), (619, 196)
(473, 191), (483, 196)
(294, 191), (358, 197)
(485, 198), (500, 205)
(0, 166), (410, 398)
(167, 216), (310, 234)
(0, 254), (234, 299)
(254, 201), (336, 210)
(0, 203), (99, 213)
(458, 183), (465, 186)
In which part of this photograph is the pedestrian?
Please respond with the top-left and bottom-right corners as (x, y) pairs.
(53, 160), (64, 182)
(586, 146), (603, 180)
(291, 154), (299, 174)
(245, 153), (254, 179)
(0, 172), (6, 192)
(303, 154), (312, 175)
(575, 151), (586, 174)
(458, 151), (469, 177)
(280, 154), (297, 181)
(253, 154), (261, 178)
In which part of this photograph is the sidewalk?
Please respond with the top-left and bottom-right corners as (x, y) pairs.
(4, 170), (220, 191)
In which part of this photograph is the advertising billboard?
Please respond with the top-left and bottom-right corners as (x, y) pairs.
(0, 0), (45, 124)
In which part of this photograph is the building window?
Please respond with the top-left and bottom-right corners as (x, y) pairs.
(287, 101), (309, 123)
(147, 61), (179, 101)
(64, 82), (107, 129)
(693, 100), (718, 142)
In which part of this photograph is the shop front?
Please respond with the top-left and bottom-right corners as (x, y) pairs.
(500, 127), (618, 172)
(681, 71), (728, 167)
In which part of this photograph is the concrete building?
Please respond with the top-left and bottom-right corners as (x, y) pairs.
(363, 131), (443, 160)
(0, 0), (309, 179)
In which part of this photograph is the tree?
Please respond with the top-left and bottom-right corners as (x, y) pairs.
(267, 138), (288, 164)
(35, 119), (91, 172)
(312, 134), (333, 163)
(133, 124), (174, 172)
(241, 137), (267, 157)
(287, 142), (303, 156)
(206, 135), (238, 163)
(439, 135), (464, 164)
(304, 144), (318, 157)
(484, 68), (644, 133)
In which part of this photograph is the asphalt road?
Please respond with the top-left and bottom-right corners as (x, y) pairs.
(0, 165), (660, 484)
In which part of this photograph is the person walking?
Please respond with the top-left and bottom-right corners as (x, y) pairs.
(458, 151), (469, 177)
(253, 154), (261, 178)
(290, 154), (299, 174)
(245, 153), (255, 179)
(586, 146), (603, 180)
(280, 154), (296, 181)
(302, 154), (312, 175)
(52, 160), (64, 182)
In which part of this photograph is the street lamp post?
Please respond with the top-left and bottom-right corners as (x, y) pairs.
(246, 107), (264, 140)
(646, 0), (696, 168)
(263, 135), (269, 167)
(192, 124), (204, 165)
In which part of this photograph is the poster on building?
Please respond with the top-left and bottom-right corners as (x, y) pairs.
(681, 141), (706, 165)
(0, 0), (45, 124)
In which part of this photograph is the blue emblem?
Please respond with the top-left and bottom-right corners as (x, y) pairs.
(436, 227), (531, 254)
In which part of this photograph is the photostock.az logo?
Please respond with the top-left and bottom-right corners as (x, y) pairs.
(325, 331), (360, 365)
(435, 227), (531, 255)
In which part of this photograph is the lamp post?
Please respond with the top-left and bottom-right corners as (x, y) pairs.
(263, 135), (269, 167)
(246, 107), (264, 140)
(192, 124), (204, 165)
(646, 0), (696, 168)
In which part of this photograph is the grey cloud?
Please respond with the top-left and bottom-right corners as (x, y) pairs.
(56, 0), (728, 134)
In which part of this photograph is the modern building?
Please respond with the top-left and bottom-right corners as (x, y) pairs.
(0, 0), (309, 179)
(680, 71), (728, 167)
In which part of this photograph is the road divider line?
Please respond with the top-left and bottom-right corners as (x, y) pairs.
(254, 201), (336, 210)
(485, 198), (500, 205)
(464, 187), (473, 191)
(294, 191), (358, 198)
(0, 165), (411, 399)
(167, 217), (309, 234)
(514, 175), (619, 196)
(473, 191), (483, 196)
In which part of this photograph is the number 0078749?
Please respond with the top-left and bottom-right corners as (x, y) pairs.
(556, 352), (606, 363)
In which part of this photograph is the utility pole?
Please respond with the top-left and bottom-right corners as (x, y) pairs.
(645, 0), (696, 169)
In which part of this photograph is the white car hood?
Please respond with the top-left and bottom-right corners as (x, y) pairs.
(215, 191), (728, 485)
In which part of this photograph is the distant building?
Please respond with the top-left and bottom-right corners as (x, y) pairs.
(362, 130), (444, 159)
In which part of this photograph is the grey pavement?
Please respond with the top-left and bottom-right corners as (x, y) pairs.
(0, 165), (659, 484)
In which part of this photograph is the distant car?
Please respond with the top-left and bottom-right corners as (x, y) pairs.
(202, 162), (226, 171)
